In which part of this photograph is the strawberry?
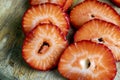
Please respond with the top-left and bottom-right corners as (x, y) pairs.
(70, 0), (120, 29)
(22, 3), (69, 35)
(63, 0), (73, 11)
(111, 0), (120, 7)
(58, 40), (116, 80)
(29, 0), (66, 6)
(22, 24), (68, 71)
(29, 0), (73, 11)
(74, 19), (120, 61)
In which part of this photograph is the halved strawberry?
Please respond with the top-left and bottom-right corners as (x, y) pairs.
(29, 0), (66, 7)
(22, 24), (68, 70)
(74, 19), (120, 61)
(58, 40), (116, 80)
(70, 0), (120, 29)
(22, 3), (69, 35)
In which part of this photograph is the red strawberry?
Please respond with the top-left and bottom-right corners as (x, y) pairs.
(63, 0), (73, 11)
(70, 0), (120, 29)
(22, 24), (68, 71)
(74, 19), (120, 61)
(111, 0), (120, 7)
(29, 0), (73, 11)
(29, 0), (66, 7)
(58, 40), (116, 80)
(22, 3), (69, 35)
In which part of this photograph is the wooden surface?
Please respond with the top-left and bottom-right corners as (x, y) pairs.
(0, 0), (120, 80)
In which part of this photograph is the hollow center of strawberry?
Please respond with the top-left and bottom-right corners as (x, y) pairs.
(38, 42), (49, 54)
(98, 38), (104, 43)
(91, 14), (95, 18)
(80, 59), (91, 69)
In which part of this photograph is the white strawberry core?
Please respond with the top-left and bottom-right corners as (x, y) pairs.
(80, 59), (90, 69)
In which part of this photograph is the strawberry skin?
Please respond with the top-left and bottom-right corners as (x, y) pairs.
(74, 19), (120, 61)
(58, 40), (116, 80)
(22, 3), (69, 35)
(111, 0), (120, 7)
(63, 0), (73, 11)
(29, 0), (66, 7)
(22, 24), (68, 71)
(29, 0), (73, 11)
(70, 0), (120, 29)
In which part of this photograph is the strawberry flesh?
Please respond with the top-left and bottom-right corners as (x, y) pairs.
(111, 0), (120, 7)
(63, 0), (73, 11)
(70, 0), (120, 29)
(22, 3), (69, 36)
(22, 24), (68, 70)
(74, 19), (120, 61)
(58, 40), (116, 80)
(29, 0), (66, 7)
(29, 0), (73, 11)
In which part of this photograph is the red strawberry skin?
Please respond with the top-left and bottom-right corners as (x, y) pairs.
(22, 24), (68, 71)
(29, 0), (66, 7)
(63, 0), (73, 11)
(111, 0), (120, 7)
(22, 3), (69, 36)
(29, 0), (73, 11)
(58, 40), (116, 80)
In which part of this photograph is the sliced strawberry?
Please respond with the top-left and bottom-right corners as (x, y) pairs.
(58, 40), (116, 80)
(111, 0), (120, 7)
(22, 24), (68, 70)
(70, 0), (120, 29)
(29, 0), (66, 7)
(22, 3), (69, 35)
(63, 0), (73, 11)
(29, 0), (73, 11)
(74, 19), (120, 61)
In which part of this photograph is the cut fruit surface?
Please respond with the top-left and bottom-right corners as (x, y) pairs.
(63, 0), (73, 11)
(22, 24), (68, 70)
(29, 0), (66, 7)
(74, 19), (120, 61)
(70, 0), (120, 28)
(58, 40), (116, 80)
(22, 3), (69, 35)
(111, 0), (120, 7)
(29, 0), (73, 11)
